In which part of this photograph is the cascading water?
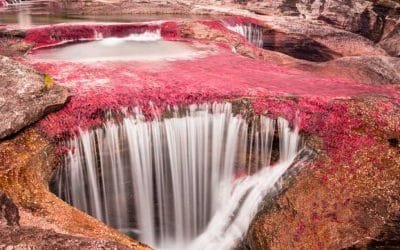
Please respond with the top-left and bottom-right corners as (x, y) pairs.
(225, 23), (263, 48)
(54, 102), (301, 249)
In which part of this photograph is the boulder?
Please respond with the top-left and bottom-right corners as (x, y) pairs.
(260, 16), (388, 59)
(0, 56), (70, 139)
(380, 23), (400, 57)
(0, 226), (132, 249)
(297, 55), (400, 84)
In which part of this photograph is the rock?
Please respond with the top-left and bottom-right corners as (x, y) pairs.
(0, 192), (19, 226)
(241, 97), (400, 249)
(0, 226), (132, 249)
(260, 16), (388, 60)
(242, 0), (400, 42)
(2, 182), (130, 249)
(379, 23), (400, 56)
(297, 55), (400, 84)
(58, 0), (190, 15)
(0, 128), (149, 249)
(0, 56), (70, 139)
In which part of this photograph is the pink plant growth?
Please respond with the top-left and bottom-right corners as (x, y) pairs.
(15, 21), (398, 168)
(24, 22), (177, 48)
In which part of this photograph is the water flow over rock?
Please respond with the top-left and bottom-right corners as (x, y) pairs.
(54, 102), (300, 249)
(225, 23), (263, 48)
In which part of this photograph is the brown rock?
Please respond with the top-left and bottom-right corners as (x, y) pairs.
(241, 99), (400, 248)
(260, 16), (387, 59)
(0, 56), (70, 139)
(0, 192), (19, 226)
(304, 55), (400, 84)
(0, 226), (132, 249)
(0, 128), (149, 249)
(380, 23), (400, 57)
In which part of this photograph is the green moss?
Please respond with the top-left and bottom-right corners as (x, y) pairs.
(43, 74), (54, 91)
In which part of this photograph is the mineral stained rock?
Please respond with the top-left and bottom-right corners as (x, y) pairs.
(0, 191), (131, 249)
(0, 128), (149, 249)
(0, 56), (70, 139)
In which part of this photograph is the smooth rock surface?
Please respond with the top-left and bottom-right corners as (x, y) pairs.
(0, 56), (70, 139)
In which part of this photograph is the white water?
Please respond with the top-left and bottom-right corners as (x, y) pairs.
(226, 23), (263, 48)
(17, 10), (32, 27)
(98, 30), (162, 46)
(55, 102), (300, 249)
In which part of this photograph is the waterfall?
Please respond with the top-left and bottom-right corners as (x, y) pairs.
(226, 23), (263, 48)
(98, 30), (161, 46)
(17, 10), (32, 28)
(54, 102), (300, 249)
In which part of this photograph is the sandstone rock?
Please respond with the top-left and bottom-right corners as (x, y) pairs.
(59, 0), (190, 15)
(0, 192), (19, 226)
(260, 16), (388, 59)
(380, 23), (400, 56)
(241, 97), (400, 249)
(0, 226), (132, 249)
(0, 56), (70, 139)
(297, 55), (400, 84)
(242, 0), (400, 42)
(4, 193), (120, 249)
(0, 128), (149, 249)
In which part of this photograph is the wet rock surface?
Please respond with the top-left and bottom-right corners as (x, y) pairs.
(0, 55), (70, 139)
(0, 128), (148, 249)
(0, 1), (399, 249)
(241, 98), (400, 249)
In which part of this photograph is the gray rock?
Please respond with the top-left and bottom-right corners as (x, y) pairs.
(380, 23), (400, 57)
(0, 56), (70, 139)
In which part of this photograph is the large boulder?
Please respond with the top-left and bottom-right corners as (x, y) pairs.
(260, 16), (387, 61)
(0, 56), (70, 139)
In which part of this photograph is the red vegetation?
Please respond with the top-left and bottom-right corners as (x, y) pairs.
(24, 22), (177, 48)
(16, 21), (398, 169)
(222, 16), (264, 26)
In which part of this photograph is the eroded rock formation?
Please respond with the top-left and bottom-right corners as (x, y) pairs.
(0, 128), (149, 249)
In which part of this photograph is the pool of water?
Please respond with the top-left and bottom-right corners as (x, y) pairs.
(28, 36), (205, 62)
(0, 0), (211, 26)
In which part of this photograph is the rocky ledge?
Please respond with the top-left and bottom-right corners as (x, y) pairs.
(0, 55), (70, 139)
